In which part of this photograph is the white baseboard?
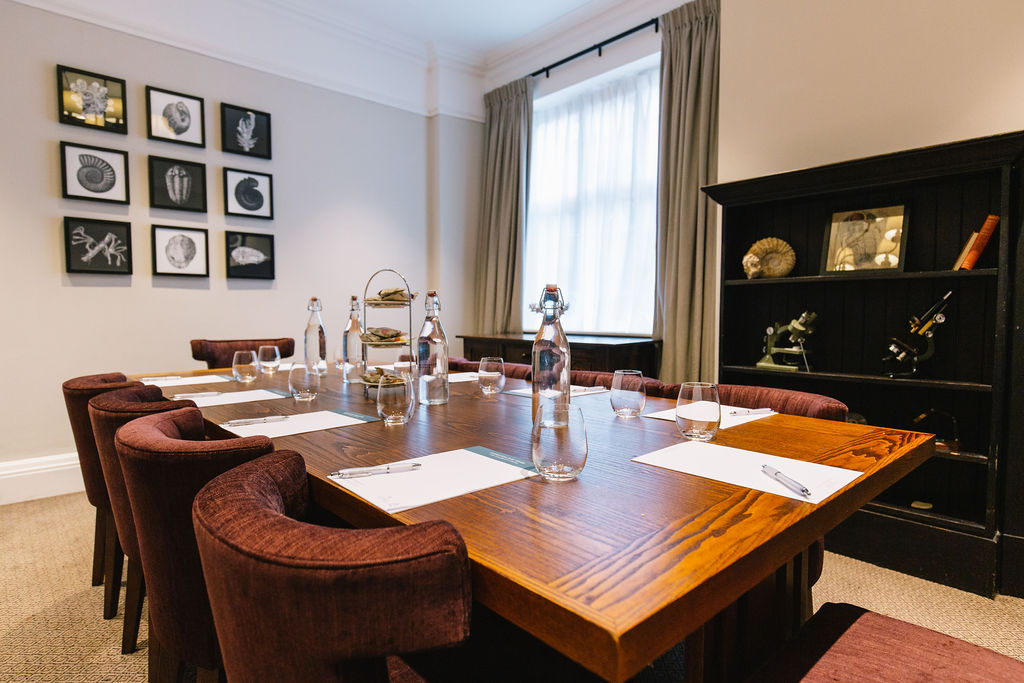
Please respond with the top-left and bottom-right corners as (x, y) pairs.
(0, 453), (84, 505)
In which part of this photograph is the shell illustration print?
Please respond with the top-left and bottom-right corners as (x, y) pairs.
(234, 177), (264, 211)
(230, 246), (269, 266)
(76, 154), (116, 193)
(162, 101), (191, 135)
(165, 234), (197, 269)
(164, 165), (192, 205)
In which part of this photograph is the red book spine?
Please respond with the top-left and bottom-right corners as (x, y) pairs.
(959, 215), (1000, 270)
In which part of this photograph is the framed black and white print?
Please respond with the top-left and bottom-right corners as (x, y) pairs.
(63, 217), (132, 274)
(148, 155), (207, 212)
(146, 86), (205, 147)
(223, 168), (273, 219)
(60, 141), (129, 204)
(226, 231), (274, 279)
(151, 225), (208, 277)
(220, 103), (271, 158)
(56, 65), (127, 134)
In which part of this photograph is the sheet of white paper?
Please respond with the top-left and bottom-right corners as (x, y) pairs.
(223, 410), (376, 437)
(506, 385), (609, 397)
(633, 441), (862, 504)
(643, 405), (776, 430)
(329, 446), (537, 513)
(142, 375), (232, 388)
(448, 372), (479, 383)
(188, 389), (289, 407)
(278, 361), (328, 372)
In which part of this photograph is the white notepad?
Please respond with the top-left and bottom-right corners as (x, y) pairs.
(178, 389), (289, 407)
(633, 441), (862, 504)
(222, 410), (378, 437)
(643, 405), (776, 430)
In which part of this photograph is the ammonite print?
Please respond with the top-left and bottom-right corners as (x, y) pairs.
(146, 86), (205, 147)
(61, 142), (129, 204)
(223, 168), (273, 219)
(76, 154), (116, 193)
(163, 101), (191, 135)
(234, 177), (264, 210)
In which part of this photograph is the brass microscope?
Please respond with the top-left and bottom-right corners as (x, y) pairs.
(756, 311), (817, 372)
(882, 291), (952, 377)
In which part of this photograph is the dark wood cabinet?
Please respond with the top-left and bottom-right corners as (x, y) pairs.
(704, 132), (1024, 596)
(458, 334), (662, 378)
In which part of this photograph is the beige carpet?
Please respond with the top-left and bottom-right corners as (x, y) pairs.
(2, 492), (1022, 682)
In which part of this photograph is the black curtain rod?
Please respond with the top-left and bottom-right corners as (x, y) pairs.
(529, 17), (659, 79)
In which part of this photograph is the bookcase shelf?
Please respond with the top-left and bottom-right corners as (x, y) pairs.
(705, 131), (1024, 596)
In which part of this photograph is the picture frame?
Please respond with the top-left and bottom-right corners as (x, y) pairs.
(60, 141), (129, 204)
(226, 231), (275, 279)
(148, 155), (207, 212)
(56, 65), (127, 134)
(223, 167), (273, 219)
(151, 225), (209, 277)
(63, 217), (132, 275)
(146, 86), (205, 147)
(220, 103), (271, 158)
(821, 205), (907, 273)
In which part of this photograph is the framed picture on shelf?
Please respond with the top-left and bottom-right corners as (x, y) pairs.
(151, 225), (208, 277)
(146, 86), (205, 147)
(56, 65), (127, 134)
(63, 217), (132, 275)
(148, 155), (207, 212)
(60, 141), (129, 204)
(226, 231), (274, 279)
(223, 167), (273, 219)
(220, 103), (271, 158)
(821, 204), (906, 273)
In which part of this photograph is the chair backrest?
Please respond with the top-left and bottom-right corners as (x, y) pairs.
(189, 337), (295, 369)
(449, 356), (532, 380)
(192, 451), (472, 682)
(115, 406), (274, 670)
(88, 385), (195, 562)
(648, 382), (848, 422)
(62, 373), (142, 509)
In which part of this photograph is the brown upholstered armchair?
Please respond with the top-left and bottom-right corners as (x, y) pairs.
(189, 337), (295, 369)
(192, 450), (472, 682)
(61, 372), (142, 613)
(448, 356), (532, 380)
(88, 384), (195, 653)
(115, 407), (274, 681)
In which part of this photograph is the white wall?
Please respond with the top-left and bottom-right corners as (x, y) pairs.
(0, 0), (482, 466)
(719, 0), (1024, 182)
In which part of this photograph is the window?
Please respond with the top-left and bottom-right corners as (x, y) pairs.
(522, 55), (660, 335)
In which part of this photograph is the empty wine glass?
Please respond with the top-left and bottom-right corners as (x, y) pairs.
(257, 345), (281, 375)
(288, 364), (320, 401)
(232, 350), (259, 383)
(478, 357), (506, 396)
(377, 375), (415, 425)
(531, 403), (588, 482)
(675, 382), (720, 441)
(610, 370), (646, 417)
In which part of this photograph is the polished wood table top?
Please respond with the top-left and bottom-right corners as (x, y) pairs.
(151, 368), (933, 682)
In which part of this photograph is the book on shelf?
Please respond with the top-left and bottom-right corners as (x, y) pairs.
(952, 232), (978, 270)
(958, 214), (1000, 270)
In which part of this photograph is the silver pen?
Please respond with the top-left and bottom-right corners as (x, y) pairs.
(332, 462), (422, 479)
(731, 407), (774, 415)
(172, 391), (221, 400)
(141, 375), (181, 381)
(223, 416), (289, 427)
(762, 464), (812, 498)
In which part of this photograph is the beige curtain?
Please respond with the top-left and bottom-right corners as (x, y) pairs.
(475, 79), (532, 334)
(654, 0), (720, 383)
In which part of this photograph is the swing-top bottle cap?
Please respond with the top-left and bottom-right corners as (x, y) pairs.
(545, 283), (557, 290)
(308, 296), (321, 311)
(427, 290), (437, 296)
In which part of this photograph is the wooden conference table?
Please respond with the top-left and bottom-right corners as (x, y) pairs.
(144, 367), (933, 682)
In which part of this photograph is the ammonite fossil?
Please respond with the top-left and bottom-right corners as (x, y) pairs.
(234, 177), (264, 211)
(742, 237), (796, 279)
(162, 101), (191, 135)
(230, 246), (268, 266)
(76, 154), (116, 193)
(165, 234), (197, 268)
(164, 165), (192, 205)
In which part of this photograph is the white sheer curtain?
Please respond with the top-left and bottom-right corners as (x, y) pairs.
(522, 62), (659, 334)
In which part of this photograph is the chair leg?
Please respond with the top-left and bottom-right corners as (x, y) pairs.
(102, 510), (124, 619)
(148, 631), (183, 683)
(122, 558), (145, 654)
(92, 508), (105, 586)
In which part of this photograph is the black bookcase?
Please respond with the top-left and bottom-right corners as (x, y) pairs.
(704, 132), (1024, 596)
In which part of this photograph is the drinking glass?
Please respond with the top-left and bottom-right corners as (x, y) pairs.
(231, 350), (259, 383)
(610, 369), (646, 417)
(288, 364), (320, 401)
(377, 375), (415, 425)
(257, 345), (281, 375)
(478, 357), (506, 396)
(531, 403), (588, 482)
(675, 382), (720, 441)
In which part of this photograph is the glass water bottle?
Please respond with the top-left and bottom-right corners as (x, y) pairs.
(531, 284), (571, 424)
(416, 290), (449, 405)
(304, 296), (327, 375)
(335, 295), (364, 383)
